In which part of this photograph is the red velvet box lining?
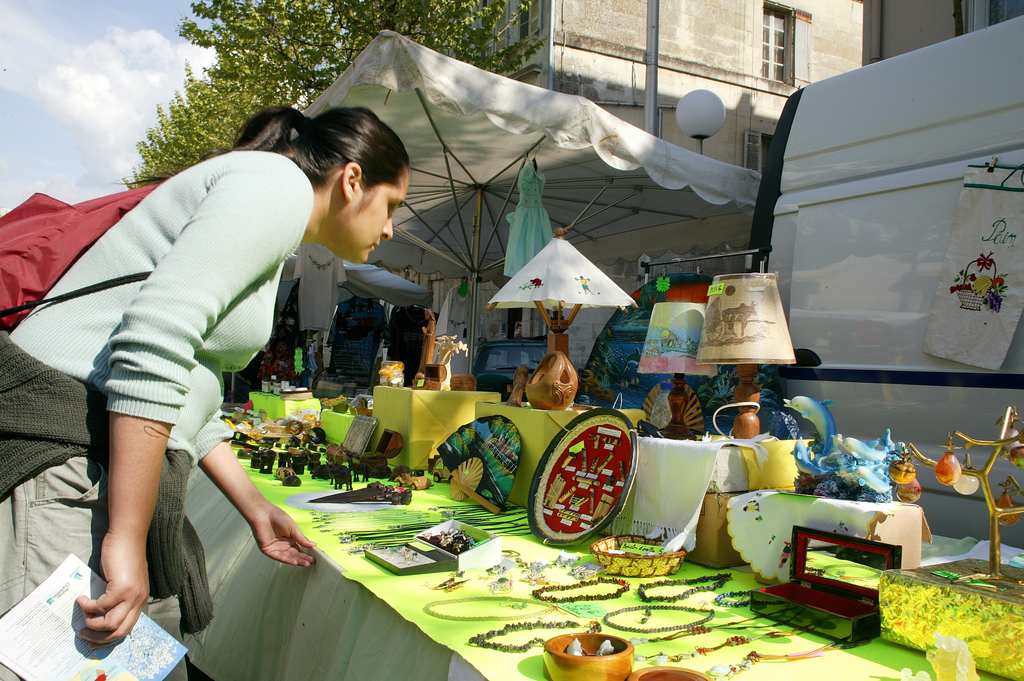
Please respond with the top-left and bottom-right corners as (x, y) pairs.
(759, 582), (876, 618)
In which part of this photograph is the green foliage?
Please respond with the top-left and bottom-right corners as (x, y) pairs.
(131, 0), (541, 182)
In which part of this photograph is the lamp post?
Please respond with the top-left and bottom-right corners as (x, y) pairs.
(675, 89), (726, 155)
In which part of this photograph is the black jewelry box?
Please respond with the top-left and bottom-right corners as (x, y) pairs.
(749, 525), (901, 643)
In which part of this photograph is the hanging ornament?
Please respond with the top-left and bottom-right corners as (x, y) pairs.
(294, 347), (304, 375)
(953, 475), (980, 496)
(458, 280), (469, 297)
(1004, 428), (1024, 470)
(656, 275), (671, 293)
(998, 478), (1022, 526)
(889, 457), (917, 485)
(896, 478), (922, 503)
(934, 435), (962, 486)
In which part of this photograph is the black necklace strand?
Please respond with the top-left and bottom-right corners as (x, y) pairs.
(468, 619), (589, 653)
(532, 577), (630, 604)
(714, 590), (751, 608)
(637, 573), (731, 603)
(603, 605), (715, 634)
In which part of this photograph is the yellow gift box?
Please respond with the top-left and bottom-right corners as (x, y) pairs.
(879, 559), (1024, 681)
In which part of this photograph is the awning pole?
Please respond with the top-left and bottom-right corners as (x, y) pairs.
(468, 188), (483, 367)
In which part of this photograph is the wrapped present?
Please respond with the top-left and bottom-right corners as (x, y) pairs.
(880, 559), (1024, 680)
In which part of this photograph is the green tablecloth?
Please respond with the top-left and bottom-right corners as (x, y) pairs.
(235, 466), (989, 681)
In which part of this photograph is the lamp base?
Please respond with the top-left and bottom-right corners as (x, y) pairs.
(661, 373), (703, 440)
(732, 364), (760, 439)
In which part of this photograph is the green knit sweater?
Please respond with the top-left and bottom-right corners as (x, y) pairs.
(11, 151), (314, 463)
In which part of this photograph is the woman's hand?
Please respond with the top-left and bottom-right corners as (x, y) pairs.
(247, 502), (316, 567)
(76, 532), (150, 644)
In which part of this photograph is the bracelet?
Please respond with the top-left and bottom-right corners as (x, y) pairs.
(714, 590), (751, 608)
(636, 573), (731, 603)
(603, 604), (714, 634)
(423, 597), (553, 622)
(468, 619), (587, 653)
(532, 577), (630, 604)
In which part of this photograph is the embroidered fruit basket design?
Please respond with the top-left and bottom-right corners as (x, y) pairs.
(950, 252), (1008, 312)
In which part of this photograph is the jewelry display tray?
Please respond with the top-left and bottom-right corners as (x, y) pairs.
(749, 525), (901, 643)
(364, 520), (501, 575)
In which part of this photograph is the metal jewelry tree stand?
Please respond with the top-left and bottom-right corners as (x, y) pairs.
(905, 406), (1024, 579)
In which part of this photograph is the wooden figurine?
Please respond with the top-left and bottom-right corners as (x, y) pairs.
(434, 335), (468, 391)
(283, 472), (302, 487)
(507, 365), (530, 407)
(330, 463), (353, 491)
(416, 309), (437, 388)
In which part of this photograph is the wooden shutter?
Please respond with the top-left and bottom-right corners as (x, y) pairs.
(794, 10), (812, 83)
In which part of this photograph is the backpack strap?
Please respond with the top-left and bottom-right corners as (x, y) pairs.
(0, 272), (150, 318)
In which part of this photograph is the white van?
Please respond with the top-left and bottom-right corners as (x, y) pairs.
(753, 16), (1024, 542)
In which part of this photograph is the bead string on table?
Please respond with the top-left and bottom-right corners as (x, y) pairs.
(602, 604), (715, 634)
(422, 597), (554, 622)
(637, 573), (731, 603)
(468, 620), (595, 653)
(532, 577), (630, 603)
(706, 642), (846, 679)
(713, 591), (751, 608)
(634, 631), (795, 665)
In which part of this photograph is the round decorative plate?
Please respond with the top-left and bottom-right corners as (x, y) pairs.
(527, 409), (638, 545)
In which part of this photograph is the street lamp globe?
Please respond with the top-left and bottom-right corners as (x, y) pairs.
(675, 89), (726, 153)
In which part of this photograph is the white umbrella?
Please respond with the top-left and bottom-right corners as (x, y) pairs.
(306, 31), (759, 359)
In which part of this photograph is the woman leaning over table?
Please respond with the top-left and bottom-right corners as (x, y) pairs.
(0, 106), (410, 680)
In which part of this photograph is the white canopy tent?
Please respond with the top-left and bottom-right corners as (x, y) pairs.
(306, 31), (760, 359)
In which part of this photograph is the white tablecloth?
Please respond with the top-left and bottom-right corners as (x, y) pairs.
(184, 473), (487, 681)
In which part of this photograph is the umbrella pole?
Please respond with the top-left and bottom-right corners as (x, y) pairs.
(468, 188), (483, 367)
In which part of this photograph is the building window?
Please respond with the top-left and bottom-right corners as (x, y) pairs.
(989, 0), (1024, 24)
(762, 7), (789, 82)
(744, 130), (774, 173)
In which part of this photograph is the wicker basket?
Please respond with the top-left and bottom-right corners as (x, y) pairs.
(591, 535), (686, 577)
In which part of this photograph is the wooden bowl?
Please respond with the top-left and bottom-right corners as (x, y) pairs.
(627, 668), (711, 681)
(543, 633), (633, 681)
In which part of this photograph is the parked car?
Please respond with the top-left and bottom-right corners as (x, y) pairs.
(472, 339), (547, 397)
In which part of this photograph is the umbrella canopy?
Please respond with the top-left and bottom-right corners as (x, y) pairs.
(488, 238), (635, 310)
(306, 31), (760, 356)
(340, 262), (431, 307)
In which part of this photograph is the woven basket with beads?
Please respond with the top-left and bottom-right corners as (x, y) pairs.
(590, 535), (686, 577)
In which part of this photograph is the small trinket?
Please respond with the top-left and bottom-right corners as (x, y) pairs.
(935, 436), (963, 486)
(897, 478), (923, 503)
(555, 551), (579, 568)
(889, 456), (917, 485)
(596, 640), (615, 656)
(489, 577), (512, 594)
(566, 638), (584, 656)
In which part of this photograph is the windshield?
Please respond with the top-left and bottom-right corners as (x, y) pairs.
(478, 344), (546, 372)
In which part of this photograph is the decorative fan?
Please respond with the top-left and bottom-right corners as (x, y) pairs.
(527, 409), (638, 545)
(437, 415), (521, 513)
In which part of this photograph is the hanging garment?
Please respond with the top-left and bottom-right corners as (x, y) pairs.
(503, 162), (553, 277)
(924, 164), (1024, 369)
(294, 243), (346, 332)
(329, 297), (387, 385)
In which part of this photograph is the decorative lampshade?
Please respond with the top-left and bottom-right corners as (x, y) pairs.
(696, 273), (795, 365)
(638, 302), (716, 376)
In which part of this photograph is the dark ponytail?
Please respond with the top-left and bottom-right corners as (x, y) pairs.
(234, 106), (410, 188)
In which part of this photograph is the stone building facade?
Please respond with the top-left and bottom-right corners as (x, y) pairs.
(497, 0), (864, 171)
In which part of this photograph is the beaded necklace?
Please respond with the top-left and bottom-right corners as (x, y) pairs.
(468, 619), (590, 653)
(602, 604), (714, 634)
(635, 631), (794, 665)
(706, 643), (842, 678)
(637, 573), (731, 603)
(713, 590), (751, 608)
(423, 596), (553, 622)
(532, 577), (630, 603)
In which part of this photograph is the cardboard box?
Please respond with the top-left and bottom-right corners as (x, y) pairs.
(865, 501), (930, 570)
(880, 559), (1024, 680)
(688, 492), (746, 568)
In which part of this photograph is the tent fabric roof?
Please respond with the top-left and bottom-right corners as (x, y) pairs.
(307, 32), (760, 278)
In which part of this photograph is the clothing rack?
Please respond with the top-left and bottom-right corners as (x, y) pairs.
(640, 246), (772, 285)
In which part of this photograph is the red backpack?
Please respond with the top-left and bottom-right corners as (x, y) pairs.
(0, 184), (158, 331)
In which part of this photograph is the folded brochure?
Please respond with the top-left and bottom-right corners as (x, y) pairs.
(0, 554), (186, 681)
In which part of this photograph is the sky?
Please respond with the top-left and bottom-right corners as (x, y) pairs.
(0, 0), (214, 211)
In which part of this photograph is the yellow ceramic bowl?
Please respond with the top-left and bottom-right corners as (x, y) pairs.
(543, 633), (633, 681)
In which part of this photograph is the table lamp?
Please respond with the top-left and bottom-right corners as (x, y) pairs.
(638, 302), (715, 438)
(488, 236), (636, 409)
(696, 273), (794, 439)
